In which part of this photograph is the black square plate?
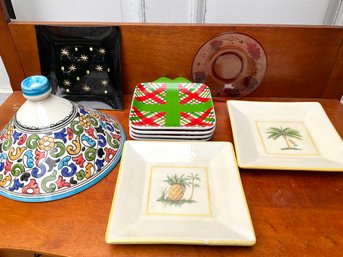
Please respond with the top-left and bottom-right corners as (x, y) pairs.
(36, 25), (123, 110)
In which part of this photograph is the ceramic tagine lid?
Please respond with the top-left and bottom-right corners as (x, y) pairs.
(0, 75), (125, 202)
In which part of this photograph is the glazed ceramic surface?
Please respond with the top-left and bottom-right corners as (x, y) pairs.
(106, 141), (255, 245)
(129, 82), (216, 130)
(0, 76), (125, 202)
(36, 25), (123, 110)
(192, 32), (267, 98)
(130, 126), (216, 135)
(227, 100), (343, 171)
(129, 131), (213, 141)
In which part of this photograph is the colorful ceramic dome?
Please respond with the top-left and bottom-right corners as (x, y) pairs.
(0, 75), (125, 202)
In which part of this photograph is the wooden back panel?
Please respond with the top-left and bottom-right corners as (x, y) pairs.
(5, 22), (343, 99)
(0, 3), (26, 90)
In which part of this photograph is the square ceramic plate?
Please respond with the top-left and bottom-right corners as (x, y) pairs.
(106, 141), (255, 245)
(130, 125), (216, 135)
(129, 130), (213, 141)
(35, 25), (123, 110)
(227, 101), (343, 171)
(129, 82), (216, 130)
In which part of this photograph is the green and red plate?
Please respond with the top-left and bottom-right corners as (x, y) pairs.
(129, 78), (216, 139)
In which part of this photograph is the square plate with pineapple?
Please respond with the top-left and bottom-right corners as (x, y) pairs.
(106, 141), (255, 245)
(227, 101), (343, 171)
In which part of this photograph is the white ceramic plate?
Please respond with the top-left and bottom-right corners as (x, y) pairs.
(106, 141), (255, 245)
(227, 100), (343, 171)
(130, 125), (216, 135)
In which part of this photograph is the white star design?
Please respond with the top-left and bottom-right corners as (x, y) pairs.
(82, 84), (91, 92)
(63, 80), (71, 87)
(101, 79), (108, 86)
(68, 64), (76, 72)
(95, 65), (103, 72)
(80, 55), (88, 61)
(98, 48), (106, 55)
(61, 48), (69, 57)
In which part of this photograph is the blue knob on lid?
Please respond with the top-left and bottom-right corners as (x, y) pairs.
(21, 75), (51, 96)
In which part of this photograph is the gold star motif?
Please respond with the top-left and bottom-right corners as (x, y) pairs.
(61, 48), (69, 57)
(101, 79), (108, 86)
(95, 65), (103, 72)
(80, 55), (88, 61)
(98, 48), (106, 55)
(68, 64), (76, 72)
(82, 84), (91, 92)
(63, 80), (71, 87)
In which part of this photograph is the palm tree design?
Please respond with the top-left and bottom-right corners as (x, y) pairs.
(187, 173), (200, 201)
(266, 126), (303, 150)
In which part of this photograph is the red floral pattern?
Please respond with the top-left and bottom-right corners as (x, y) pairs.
(247, 43), (261, 61)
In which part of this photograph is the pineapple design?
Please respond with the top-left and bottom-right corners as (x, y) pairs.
(165, 174), (188, 201)
(158, 173), (200, 207)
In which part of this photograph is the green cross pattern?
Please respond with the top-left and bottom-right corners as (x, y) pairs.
(132, 83), (213, 127)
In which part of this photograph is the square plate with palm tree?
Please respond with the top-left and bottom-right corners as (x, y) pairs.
(106, 141), (255, 245)
(227, 100), (343, 171)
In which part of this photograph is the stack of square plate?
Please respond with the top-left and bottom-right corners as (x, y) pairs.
(129, 78), (216, 140)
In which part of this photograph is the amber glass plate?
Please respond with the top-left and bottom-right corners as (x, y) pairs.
(192, 32), (267, 98)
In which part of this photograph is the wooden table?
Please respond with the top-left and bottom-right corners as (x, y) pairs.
(0, 92), (342, 257)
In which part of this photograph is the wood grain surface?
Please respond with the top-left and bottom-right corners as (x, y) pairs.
(5, 22), (343, 99)
(0, 3), (25, 91)
(0, 92), (342, 257)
